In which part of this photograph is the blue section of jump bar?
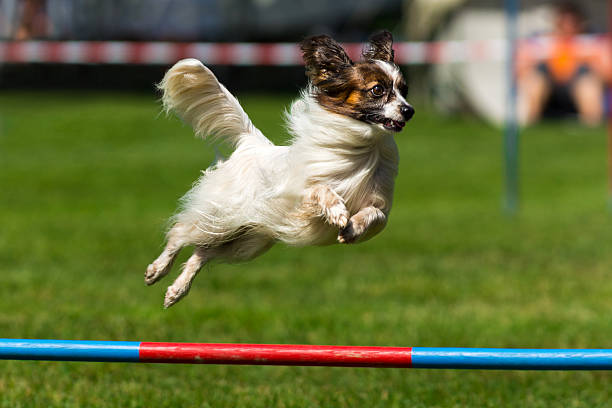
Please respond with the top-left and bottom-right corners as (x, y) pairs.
(411, 348), (612, 370)
(0, 339), (140, 362)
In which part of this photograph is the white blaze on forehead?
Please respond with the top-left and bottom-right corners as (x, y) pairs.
(375, 60), (409, 105)
(375, 60), (409, 120)
(375, 60), (401, 83)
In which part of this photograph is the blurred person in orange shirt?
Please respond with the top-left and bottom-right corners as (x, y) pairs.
(14, 0), (50, 40)
(518, 2), (610, 126)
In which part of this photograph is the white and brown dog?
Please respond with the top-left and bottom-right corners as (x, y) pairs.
(146, 31), (414, 307)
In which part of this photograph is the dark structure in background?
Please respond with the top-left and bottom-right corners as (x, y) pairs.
(0, 64), (314, 93)
(2, 0), (402, 41)
(0, 0), (403, 91)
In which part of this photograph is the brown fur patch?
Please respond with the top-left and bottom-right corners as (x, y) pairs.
(300, 35), (353, 88)
(313, 62), (396, 121)
(345, 90), (362, 106)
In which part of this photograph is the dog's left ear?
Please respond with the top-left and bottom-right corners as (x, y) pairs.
(362, 30), (394, 63)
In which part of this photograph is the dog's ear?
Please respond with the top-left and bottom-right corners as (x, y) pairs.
(362, 30), (394, 62)
(300, 35), (353, 85)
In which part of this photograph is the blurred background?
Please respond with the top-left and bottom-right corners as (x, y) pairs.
(1, 0), (610, 125)
(1, 1), (612, 407)
(0, 0), (611, 123)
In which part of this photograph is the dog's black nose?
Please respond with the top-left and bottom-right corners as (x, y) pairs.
(400, 104), (415, 121)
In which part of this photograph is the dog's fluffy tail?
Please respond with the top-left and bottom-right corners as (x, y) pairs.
(158, 58), (271, 147)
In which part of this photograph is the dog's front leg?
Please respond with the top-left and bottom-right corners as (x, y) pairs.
(338, 206), (386, 244)
(305, 185), (349, 229)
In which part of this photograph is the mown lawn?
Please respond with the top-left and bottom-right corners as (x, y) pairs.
(0, 91), (611, 407)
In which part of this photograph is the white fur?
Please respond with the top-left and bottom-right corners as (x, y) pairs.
(146, 59), (400, 307)
(376, 61), (409, 122)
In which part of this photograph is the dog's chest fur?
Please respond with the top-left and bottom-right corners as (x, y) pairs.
(282, 93), (399, 243)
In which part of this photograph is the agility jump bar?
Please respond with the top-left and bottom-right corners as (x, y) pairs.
(1, 339), (612, 370)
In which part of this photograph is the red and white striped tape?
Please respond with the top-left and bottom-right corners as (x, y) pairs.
(0, 36), (607, 66)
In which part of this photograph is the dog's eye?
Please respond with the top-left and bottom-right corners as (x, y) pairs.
(370, 85), (384, 97)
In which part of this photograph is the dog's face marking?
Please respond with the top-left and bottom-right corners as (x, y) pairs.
(301, 30), (414, 132)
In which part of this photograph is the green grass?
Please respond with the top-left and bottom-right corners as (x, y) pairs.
(1, 91), (611, 407)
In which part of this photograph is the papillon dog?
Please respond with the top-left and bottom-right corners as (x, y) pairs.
(146, 31), (414, 307)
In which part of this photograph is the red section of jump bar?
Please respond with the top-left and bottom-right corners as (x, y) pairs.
(139, 343), (413, 367)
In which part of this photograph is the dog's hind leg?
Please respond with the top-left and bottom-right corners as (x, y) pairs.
(164, 246), (208, 308)
(145, 222), (190, 286)
(163, 232), (274, 308)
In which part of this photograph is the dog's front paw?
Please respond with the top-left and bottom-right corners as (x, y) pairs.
(338, 218), (366, 244)
(325, 201), (349, 229)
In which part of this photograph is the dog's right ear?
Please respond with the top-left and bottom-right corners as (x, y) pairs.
(300, 35), (353, 86)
